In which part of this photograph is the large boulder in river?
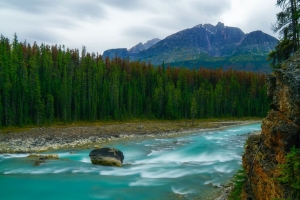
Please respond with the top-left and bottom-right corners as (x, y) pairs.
(89, 148), (124, 167)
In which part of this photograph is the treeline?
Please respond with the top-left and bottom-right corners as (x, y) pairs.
(0, 35), (269, 127)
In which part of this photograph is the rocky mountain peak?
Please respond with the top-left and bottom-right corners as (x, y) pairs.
(203, 23), (217, 34)
(194, 22), (227, 33)
(128, 38), (161, 54)
(216, 22), (225, 30)
(143, 38), (161, 49)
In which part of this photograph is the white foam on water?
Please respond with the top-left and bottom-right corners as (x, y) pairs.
(4, 169), (20, 174)
(140, 168), (201, 179)
(31, 169), (52, 174)
(129, 179), (163, 186)
(1, 154), (29, 159)
(134, 150), (236, 165)
(144, 144), (155, 147)
(204, 136), (214, 140)
(228, 129), (239, 132)
(181, 160), (218, 167)
(213, 165), (233, 174)
(100, 164), (154, 176)
(4, 168), (49, 175)
(147, 149), (164, 156)
(204, 180), (221, 186)
(171, 186), (193, 195)
(72, 167), (99, 173)
(89, 194), (111, 199)
(57, 152), (73, 157)
(53, 168), (71, 173)
(80, 157), (91, 163)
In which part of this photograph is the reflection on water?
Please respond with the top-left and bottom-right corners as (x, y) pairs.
(0, 123), (261, 200)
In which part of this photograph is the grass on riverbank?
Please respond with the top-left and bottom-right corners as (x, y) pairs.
(0, 117), (263, 134)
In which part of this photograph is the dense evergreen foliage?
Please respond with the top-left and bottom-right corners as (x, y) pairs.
(228, 169), (247, 200)
(0, 35), (269, 127)
(278, 146), (300, 199)
(269, 0), (300, 68)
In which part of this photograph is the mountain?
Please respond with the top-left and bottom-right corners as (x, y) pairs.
(103, 38), (161, 59)
(103, 22), (278, 73)
(234, 30), (279, 55)
(102, 48), (129, 59)
(129, 38), (161, 54)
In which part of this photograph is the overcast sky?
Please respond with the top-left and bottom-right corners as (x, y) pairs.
(0, 0), (280, 54)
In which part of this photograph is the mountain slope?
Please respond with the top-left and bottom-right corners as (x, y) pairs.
(135, 22), (246, 63)
(234, 30), (279, 55)
(128, 38), (161, 54)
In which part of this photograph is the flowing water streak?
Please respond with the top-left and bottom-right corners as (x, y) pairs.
(0, 123), (261, 200)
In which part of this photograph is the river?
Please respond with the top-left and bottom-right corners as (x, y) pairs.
(0, 123), (261, 200)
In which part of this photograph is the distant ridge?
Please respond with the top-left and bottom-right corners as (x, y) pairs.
(102, 38), (161, 59)
(103, 22), (278, 73)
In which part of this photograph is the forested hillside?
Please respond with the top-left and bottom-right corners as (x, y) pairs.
(0, 35), (269, 127)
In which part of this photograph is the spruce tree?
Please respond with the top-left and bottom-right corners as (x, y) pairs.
(269, 0), (300, 68)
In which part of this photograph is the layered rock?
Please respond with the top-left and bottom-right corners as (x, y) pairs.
(89, 148), (124, 167)
(242, 51), (300, 199)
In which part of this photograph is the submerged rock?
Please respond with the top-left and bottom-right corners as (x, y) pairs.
(89, 148), (124, 167)
(28, 154), (59, 159)
(28, 154), (59, 166)
(33, 158), (46, 166)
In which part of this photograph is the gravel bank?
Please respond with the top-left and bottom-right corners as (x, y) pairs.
(0, 120), (261, 153)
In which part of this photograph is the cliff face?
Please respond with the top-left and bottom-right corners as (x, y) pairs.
(242, 52), (300, 199)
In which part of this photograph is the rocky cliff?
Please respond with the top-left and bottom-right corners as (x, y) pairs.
(242, 51), (300, 199)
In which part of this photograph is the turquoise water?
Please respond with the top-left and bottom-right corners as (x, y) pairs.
(0, 124), (261, 200)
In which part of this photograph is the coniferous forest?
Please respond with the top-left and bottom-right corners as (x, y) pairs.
(0, 35), (269, 127)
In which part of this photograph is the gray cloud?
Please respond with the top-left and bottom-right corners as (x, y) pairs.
(144, 0), (231, 35)
(0, 0), (280, 54)
(48, 18), (79, 30)
(191, 0), (231, 16)
(100, 0), (144, 11)
(0, 0), (60, 14)
(123, 26), (159, 42)
(69, 2), (107, 20)
(23, 29), (62, 44)
(0, 0), (107, 21)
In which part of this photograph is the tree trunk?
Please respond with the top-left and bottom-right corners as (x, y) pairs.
(290, 0), (298, 52)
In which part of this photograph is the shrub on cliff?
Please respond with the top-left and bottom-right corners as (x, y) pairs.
(277, 146), (300, 199)
(228, 169), (247, 200)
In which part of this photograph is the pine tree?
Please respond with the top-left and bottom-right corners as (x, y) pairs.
(190, 96), (197, 126)
(269, 0), (300, 68)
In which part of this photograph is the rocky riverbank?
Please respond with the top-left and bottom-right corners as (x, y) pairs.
(0, 120), (260, 153)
